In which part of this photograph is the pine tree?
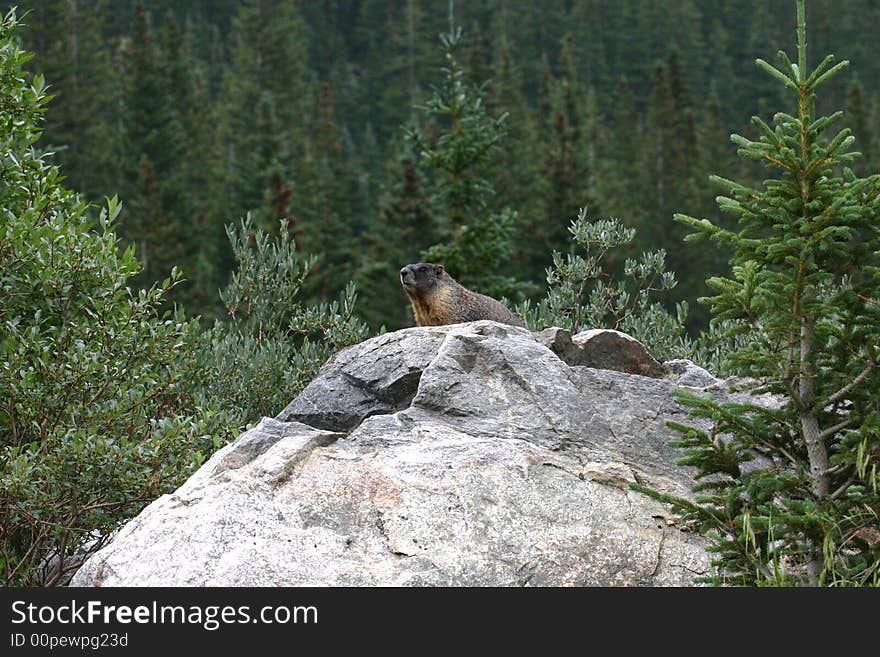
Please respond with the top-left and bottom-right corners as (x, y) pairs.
(376, 0), (433, 139)
(689, 86), (739, 289)
(413, 13), (529, 301)
(16, 0), (117, 199)
(695, 87), (740, 220)
(704, 16), (738, 126)
(356, 134), (434, 330)
(535, 35), (598, 270)
(489, 35), (543, 284)
(844, 76), (875, 176)
(641, 62), (676, 249)
(297, 82), (361, 299)
(743, 0), (787, 114)
(601, 76), (644, 229)
(638, 0), (880, 586)
(163, 15), (224, 317)
(667, 0), (707, 93)
(118, 4), (192, 298)
(216, 0), (310, 230)
(666, 52), (698, 187)
(568, 0), (608, 95)
(498, 0), (568, 99)
(869, 92), (880, 174)
(665, 50), (713, 327)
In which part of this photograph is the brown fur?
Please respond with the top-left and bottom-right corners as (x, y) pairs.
(399, 262), (526, 328)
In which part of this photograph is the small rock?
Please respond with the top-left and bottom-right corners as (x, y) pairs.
(664, 359), (721, 388)
(571, 328), (666, 378)
(532, 326), (582, 365)
(534, 326), (665, 378)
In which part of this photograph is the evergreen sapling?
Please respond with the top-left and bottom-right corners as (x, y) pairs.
(635, 0), (880, 586)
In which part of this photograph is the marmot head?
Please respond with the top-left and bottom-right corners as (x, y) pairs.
(400, 262), (445, 293)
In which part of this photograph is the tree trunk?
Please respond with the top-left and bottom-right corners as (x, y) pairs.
(800, 313), (829, 585)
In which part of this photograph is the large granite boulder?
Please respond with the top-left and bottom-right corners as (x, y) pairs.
(72, 321), (722, 587)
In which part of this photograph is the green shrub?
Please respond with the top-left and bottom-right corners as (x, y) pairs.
(0, 10), (219, 585)
(190, 216), (370, 428)
(518, 207), (693, 362)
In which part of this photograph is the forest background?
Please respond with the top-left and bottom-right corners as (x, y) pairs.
(15, 0), (880, 331)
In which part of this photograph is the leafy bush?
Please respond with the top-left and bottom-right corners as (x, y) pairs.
(190, 216), (370, 427)
(0, 9), (376, 585)
(519, 208), (693, 362)
(0, 10), (219, 585)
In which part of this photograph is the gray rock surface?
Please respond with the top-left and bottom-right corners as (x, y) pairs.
(535, 326), (665, 377)
(664, 358), (722, 388)
(532, 326), (583, 365)
(572, 328), (666, 378)
(72, 321), (720, 587)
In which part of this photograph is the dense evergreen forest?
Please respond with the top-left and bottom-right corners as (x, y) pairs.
(13, 0), (880, 331)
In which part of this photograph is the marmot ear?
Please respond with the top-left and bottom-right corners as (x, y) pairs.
(435, 264), (444, 276)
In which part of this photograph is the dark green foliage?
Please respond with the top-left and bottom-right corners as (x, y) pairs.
(356, 136), (434, 330)
(532, 36), (600, 276)
(488, 36), (542, 276)
(296, 82), (362, 299)
(638, 1), (880, 586)
(191, 216), (370, 424)
(412, 15), (530, 302)
(13, 0), (117, 199)
(5, 0), (880, 587)
(213, 0), (310, 265)
(161, 14), (224, 317)
(0, 11), (218, 585)
(536, 36), (597, 242)
(15, 0), (880, 328)
(117, 5), (211, 311)
(844, 76), (875, 177)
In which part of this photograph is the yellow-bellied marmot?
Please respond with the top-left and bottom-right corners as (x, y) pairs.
(399, 262), (526, 328)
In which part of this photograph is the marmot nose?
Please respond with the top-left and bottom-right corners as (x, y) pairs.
(400, 266), (410, 277)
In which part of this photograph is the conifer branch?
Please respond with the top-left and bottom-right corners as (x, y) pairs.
(811, 60), (849, 89)
(761, 154), (791, 170)
(756, 59), (798, 91)
(857, 294), (880, 309)
(829, 477), (856, 501)
(817, 417), (854, 442)
(796, 0), (807, 82)
(823, 463), (850, 477)
(804, 54), (836, 86)
(824, 358), (878, 407)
